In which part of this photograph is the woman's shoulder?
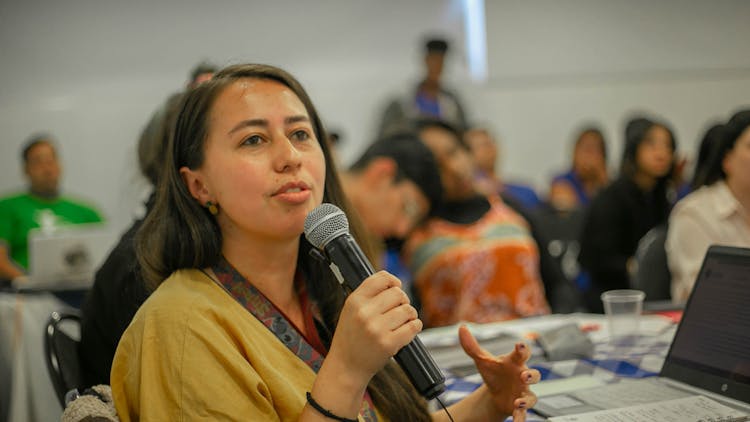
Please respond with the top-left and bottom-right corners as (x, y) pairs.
(130, 269), (229, 326)
(671, 182), (726, 217)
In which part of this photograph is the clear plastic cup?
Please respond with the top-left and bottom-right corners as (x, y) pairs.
(601, 289), (646, 345)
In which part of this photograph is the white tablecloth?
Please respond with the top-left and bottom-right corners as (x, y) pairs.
(420, 313), (678, 421)
(0, 292), (72, 422)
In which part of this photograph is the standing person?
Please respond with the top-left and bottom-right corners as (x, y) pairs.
(0, 136), (103, 281)
(667, 111), (750, 303)
(548, 127), (609, 211)
(578, 117), (677, 312)
(378, 37), (468, 137)
(111, 64), (539, 421)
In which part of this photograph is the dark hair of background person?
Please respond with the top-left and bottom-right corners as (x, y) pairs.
(77, 93), (185, 388)
(413, 117), (466, 147)
(21, 133), (55, 163)
(137, 94), (184, 186)
(134, 63), (430, 421)
(349, 131), (443, 217)
(424, 37), (449, 54)
(573, 126), (607, 162)
(694, 110), (750, 188)
(689, 123), (725, 190)
(189, 61), (217, 84)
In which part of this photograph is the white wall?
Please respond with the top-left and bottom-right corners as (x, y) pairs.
(1, 0), (749, 234)
(475, 0), (750, 189)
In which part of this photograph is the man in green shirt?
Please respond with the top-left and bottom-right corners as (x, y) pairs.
(0, 135), (103, 280)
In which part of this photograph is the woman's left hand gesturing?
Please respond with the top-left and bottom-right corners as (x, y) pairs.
(458, 325), (541, 421)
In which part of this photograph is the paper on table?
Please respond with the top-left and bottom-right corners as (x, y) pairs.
(547, 395), (748, 422)
(531, 375), (607, 397)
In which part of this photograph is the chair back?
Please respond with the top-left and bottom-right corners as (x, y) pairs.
(45, 310), (83, 407)
(632, 225), (672, 301)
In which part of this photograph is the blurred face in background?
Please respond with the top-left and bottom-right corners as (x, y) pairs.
(636, 125), (673, 179)
(464, 129), (498, 174)
(355, 161), (430, 239)
(723, 126), (750, 193)
(573, 131), (607, 181)
(25, 141), (61, 196)
(420, 126), (475, 201)
(424, 52), (445, 85)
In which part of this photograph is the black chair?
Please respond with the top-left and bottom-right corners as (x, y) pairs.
(632, 225), (672, 302)
(44, 310), (82, 407)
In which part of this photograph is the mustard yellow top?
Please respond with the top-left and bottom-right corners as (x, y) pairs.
(111, 269), (384, 421)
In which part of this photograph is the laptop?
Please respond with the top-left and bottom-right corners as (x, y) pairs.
(534, 245), (750, 417)
(14, 223), (116, 291)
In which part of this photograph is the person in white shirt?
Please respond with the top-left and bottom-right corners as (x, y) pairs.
(667, 111), (750, 302)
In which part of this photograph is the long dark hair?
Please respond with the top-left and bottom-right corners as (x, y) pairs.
(689, 123), (725, 190)
(135, 63), (429, 420)
(694, 111), (750, 188)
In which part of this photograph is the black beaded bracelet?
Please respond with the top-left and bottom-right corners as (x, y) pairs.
(305, 392), (358, 422)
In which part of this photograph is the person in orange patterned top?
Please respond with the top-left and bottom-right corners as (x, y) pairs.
(404, 119), (550, 327)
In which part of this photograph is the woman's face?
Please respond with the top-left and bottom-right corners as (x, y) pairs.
(636, 125), (673, 179)
(464, 129), (498, 174)
(420, 126), (475, 201)
(723, 126), (750, 192)
(573, 132), (606, 178)
(182, 78), (326, 242)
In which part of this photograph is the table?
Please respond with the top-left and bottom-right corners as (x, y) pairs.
(420, 313), (677, 421)
(0, 291), (77, 422)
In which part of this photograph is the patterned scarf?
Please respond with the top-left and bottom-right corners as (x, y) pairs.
(210, 256), (378, 421)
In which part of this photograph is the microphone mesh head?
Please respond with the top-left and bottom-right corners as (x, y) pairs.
(304, 203), (349, 249)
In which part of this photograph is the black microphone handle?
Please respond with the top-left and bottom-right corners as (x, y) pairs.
(323, 234), (446, 399)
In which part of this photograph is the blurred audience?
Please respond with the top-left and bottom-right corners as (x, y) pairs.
(0, 135), (103, 281)
(378, 37), (468, 136)
(548, 127), (609, 211)
(403, 119), (550, 327)
(667, 110), (750, 303)
(579, 117), (677, 312)
(464, 126), (542, 212)
(78, 94), (185, 388)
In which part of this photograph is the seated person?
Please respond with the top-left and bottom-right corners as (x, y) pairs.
(78, 93), (184, 388)
(464, 126), (541, 211)
(403, 119), (550, 328)
(667, 110), (750, 302)
(340, 133), (442, 249)
(0, 135), (103, 281)
(578, 117), (677, 312)
(78, 64), (219, 388)
(111, 64), (539, 421)
(549, 126), (609, 211)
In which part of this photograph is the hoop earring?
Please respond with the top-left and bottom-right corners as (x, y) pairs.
(205, 201), (219, 216)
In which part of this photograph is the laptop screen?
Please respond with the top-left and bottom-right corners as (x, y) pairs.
(23, 223), (115, 289)
(661, 245), (750, 404)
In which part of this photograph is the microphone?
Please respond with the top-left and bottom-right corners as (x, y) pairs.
(304, 203), (446, 399)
